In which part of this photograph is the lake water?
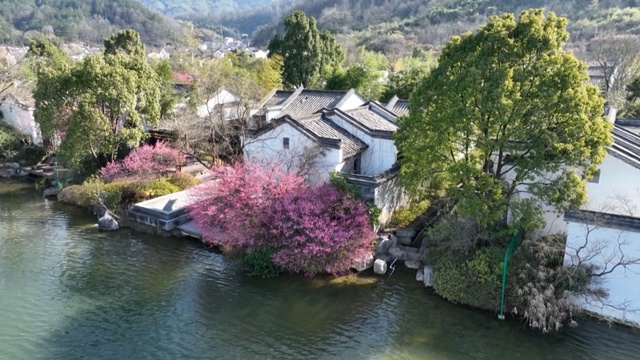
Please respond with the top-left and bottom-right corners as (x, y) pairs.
(1, 180), (639, 360)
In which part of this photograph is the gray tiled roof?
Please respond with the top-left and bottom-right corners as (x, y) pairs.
(344, 107), (398, 132)
(263, 90), (293, 108)
(280, 90), (347, 118)
(388, 100), (409, 117)
(297, 115), (368, 159)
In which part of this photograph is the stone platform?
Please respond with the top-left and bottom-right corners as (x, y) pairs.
(128, 190), (197, 232)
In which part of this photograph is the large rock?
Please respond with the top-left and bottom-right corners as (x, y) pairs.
(416, 268), (424, 282)
(395, 228), (416, 238)
(6, 162), (20, 170)
(373, 259), (388, 275)
(404, 246), (423, 262)
(375, 235), (395, 256)
(0, 168), (15, 178)
(388, 245), (406, 260)
(423, 265), (434, 287)
(405, 260), (421, 269)
(98, 213), (119, 231)
(43, 187), (59, 197)
(353, 252), (375, 272)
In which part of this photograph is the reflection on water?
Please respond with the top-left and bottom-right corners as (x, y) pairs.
(0, 180), (639, 360)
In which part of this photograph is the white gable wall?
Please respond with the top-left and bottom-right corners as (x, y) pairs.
(326, 113), (397, 175)
(243, 122), (341, 183)
(565, 221), (640, 326)
(337, 93), (366, 111)
(197, 89), (240, 119)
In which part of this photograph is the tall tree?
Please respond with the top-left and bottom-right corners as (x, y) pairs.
(268, 11), (344, 88)
(588, 35), (640, 107)
(395, 10), (612, 227)
(33, 30), (161, 169)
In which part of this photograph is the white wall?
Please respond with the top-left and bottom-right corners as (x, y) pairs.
(197, 89), (239, 119)
(565, 221), (640, 326)
(0, 103), (41, 145)
(582, 154), (640, 217)
(243, 122), (341, 183)
(326, 113), (397, 175)
(337, 93), (366, 111)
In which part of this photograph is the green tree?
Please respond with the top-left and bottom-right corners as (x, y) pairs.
(326, 46), (387, 99)
(382, 48), (437, 102)
(153, 59), (178, 119)
(395, 10), (612, 228)
(268, 11), (344, 88)
(33, 30), (161, 169)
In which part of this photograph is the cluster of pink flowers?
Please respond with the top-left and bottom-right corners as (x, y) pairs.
(100, 142), (184, 182)
(188, 161), (376, 275)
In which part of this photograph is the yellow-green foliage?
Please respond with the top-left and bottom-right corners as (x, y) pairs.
(388, 199), (430, 228)
(168, 172), (200, 190)
(135, 178), (180, 199)
(58, 185), (94, 207)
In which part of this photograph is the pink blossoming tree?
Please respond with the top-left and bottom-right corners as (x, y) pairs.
(100, 142), (184, 182)
(267, 184), (376, 275)
(188, 161), (376, 275)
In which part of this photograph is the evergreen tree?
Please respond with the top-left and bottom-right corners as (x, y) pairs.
(268, 11), (343, 88)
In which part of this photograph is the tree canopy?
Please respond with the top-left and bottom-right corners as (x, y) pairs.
(395, 9), (612, 228)
(268, 11), (344, 88)
(33, 30), (161, 169)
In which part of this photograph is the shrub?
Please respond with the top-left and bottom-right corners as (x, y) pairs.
(168, 172), (200, 190)
(243, 248), (281, 278)
(100, 142), (184, 182)
(58, 185), (93, 207)
(22, 146), (46, 165)
(388, 199), (431, 228)
(135, 178), (180, 199)
(0, 124), (23, 160)
(432, 246), (504, 311)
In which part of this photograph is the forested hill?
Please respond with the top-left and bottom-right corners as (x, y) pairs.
(191, 0), (640, 56)
(139, 0), (278, 17)
(0, 0), (184, 46)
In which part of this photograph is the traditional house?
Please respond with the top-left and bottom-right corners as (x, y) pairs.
(244, 88), (407, 226)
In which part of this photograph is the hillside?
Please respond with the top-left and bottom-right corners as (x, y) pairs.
(0, 0), (184, 46)
(139, 0), (278, 17)
(190, 0), (640, 57)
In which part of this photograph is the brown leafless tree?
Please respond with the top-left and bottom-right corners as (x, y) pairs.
(588, 35), (640, 107)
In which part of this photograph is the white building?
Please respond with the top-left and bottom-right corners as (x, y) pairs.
(244, 88), (407, 226)
(0, 93), (41, 145)
(561, 119), (640, 326)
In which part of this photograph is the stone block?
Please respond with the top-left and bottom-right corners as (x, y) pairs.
(405, 260), (421, 269)
(0, 168), (16, 178)
(395, 228), (416, 238)
(404, 246), (423, 262)
(43, 187), (59, 197)
(375, 237), (394, 256)
(416, 268), (424, 282)
(6, 162), (20, 170)
(353, 252), (375, 272)
(396, 236), (412, 246)
(98, 213), (119, 231)
(373, 259), (387, 275)
(388, 245), (406, 260)
(423, 265), (434, 287)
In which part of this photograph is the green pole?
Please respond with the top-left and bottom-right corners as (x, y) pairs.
(498, 228), (523, 320)
(55, 160), (61, 190)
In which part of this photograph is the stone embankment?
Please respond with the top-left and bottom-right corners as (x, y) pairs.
(353, 225), (434, 288)
(0, 162), (27, 178)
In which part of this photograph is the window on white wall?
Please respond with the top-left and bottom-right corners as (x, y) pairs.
(587, 168), (601, 184)
(283, 137), (290, 150)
